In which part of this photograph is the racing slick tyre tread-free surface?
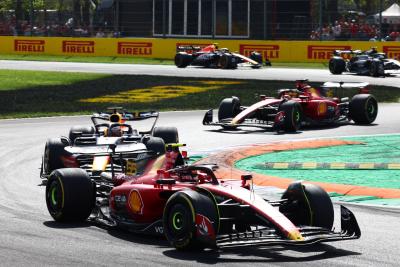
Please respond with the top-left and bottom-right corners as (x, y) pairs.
(328, 57), (346, 74)
(68, 125), (95, 144)
(152, 126), (179, 144)
(46, 168), (95, 222)
(219, 54), (237, 69)
(218, 97), (241, 121)
(163, 190), (218, 250)
(349, 94), (378, 124)
(174, 53), (192, 68)
(278, 101), (302, 132)
(145, 137), (166, 155)
(369, 60), (383, 77)
(280, 182), (334, 230)
(43, 138), (68, 174)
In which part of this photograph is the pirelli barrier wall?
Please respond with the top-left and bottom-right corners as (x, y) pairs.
(0, 36), (399, 63)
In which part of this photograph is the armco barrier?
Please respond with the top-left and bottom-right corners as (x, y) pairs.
(0, 36), (399, 63)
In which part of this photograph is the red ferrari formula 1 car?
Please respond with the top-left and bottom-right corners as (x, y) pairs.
(203, 79), (378, 132)
(45, 141), (360, 250)
(174, 44), (267, 69)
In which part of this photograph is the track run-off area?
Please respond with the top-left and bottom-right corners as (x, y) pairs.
(0, 61), (399, 266)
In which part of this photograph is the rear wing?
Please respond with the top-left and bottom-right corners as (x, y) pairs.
(91, 110), (159, 134)
(333, 49), (362, 56)
(320, 81), (370, 95)
(176, 45), (202, 53)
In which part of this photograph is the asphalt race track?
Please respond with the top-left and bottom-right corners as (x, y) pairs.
(0, 60), (400, 87)
(1, 108), (400, 266)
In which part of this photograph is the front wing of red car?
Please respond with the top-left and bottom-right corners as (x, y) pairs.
(215, 206), (360, 248)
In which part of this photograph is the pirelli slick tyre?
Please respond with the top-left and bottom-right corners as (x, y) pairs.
(68, 125), (95, 144)
(219, 54), (237, 69)
(369, 60), (384, 77)
(349, 94), (378, 124)
(174, 53), (192, 68)
(46, 168), (95, 222)
(278, 101), (302, 132)
(163, 190), (218, 250)
(145, 137), (166, 155)
(280, 182), (334, 230)
(43, 138), (69, 174)
(329, 57), (346, 74)
(218, 97), (241, 121)
(152, 126), (179, 144)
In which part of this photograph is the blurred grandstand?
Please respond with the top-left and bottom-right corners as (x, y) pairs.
(0, 0), (398, 41)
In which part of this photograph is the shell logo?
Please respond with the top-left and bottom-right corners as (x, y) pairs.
(317, 102), (327, 116)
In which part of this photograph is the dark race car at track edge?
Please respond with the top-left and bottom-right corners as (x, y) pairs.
(203, 79), (378, 133)
(329, 47), (400, 77)
(174, 43), (270, 69)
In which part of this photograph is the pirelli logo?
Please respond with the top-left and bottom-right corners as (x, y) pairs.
(14, 40), (45, 52)
(117, 42), (152, 56)
(308, 45), (351, 59)
(62, 40), (94, 54)
(239, 44), (280, 59)
(383, 46), (400, 59)
(260, 162), (400, 170)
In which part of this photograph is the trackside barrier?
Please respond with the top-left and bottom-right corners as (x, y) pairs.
(0, 36), (399, 63)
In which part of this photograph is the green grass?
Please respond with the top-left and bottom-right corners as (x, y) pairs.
(0, 69), (398, 119)
(0, 53), (328, 68)
(0, 54), (173, 65)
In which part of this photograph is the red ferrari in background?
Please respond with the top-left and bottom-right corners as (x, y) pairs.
(203, 79), (378, 132)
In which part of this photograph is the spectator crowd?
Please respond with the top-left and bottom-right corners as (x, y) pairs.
(310, 14), (400, 41)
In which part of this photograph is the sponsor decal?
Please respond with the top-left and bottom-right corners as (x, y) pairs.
(155, 226), (164, 234)
(308, 45), (351, 59)
(117, 42), (152, 56)
(239, 44), (280, 59)
(62, 40), (94, 54)
(14, 39), (45, 52)
(195, 214), (215, 238)
(383, 46), (400, 59)
(317, 102), (327, 116)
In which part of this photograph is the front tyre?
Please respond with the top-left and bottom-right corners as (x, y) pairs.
(174, 53), (192, 68)
(163, 190), (218, 250)
(43, 138), (69, 174)
(349, 94), (378, 124)
(278, 101), (302, 132)
(46, 168), (95, 222)
(329, 57), (346, 74)
(280, 182), (334, 230)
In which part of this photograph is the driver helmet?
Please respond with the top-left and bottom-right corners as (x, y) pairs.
(108, 124), (123, 137)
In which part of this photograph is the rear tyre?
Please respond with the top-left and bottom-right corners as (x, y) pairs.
(46, 168), (95, 222)
(279, 182), (334, 230)
(43, 138), (69, 174)
(145, 137), (166, 155)
(369, 60), (384, 77)
(152, 126), (179, 144)
(328, 57), (346, 74)
(349, 94), (378, 124)
(69, 125), (95, 144)
(219, 54), (237, 69)
(174, 53), (192, 68)
(163, 190), (218, 250)
(278, 101), (302, 132)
